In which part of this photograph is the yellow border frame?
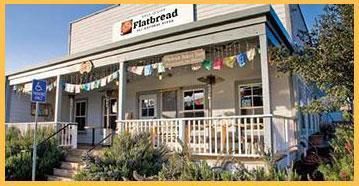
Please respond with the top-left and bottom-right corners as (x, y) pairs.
(1, 1), (358, 186)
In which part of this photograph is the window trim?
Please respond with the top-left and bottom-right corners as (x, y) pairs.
(74, 99), (88, 131)
(139, 94), (158, 119)
(235, 80), (263, 115)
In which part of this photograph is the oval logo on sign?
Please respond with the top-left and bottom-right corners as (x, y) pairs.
(79, 60), (93, 74)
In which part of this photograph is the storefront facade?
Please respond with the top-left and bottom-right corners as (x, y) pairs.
(5, 4), (320, 166)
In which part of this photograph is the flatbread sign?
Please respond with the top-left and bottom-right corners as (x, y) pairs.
(162, 49), (206, 68)
(79, 61), (93, 74)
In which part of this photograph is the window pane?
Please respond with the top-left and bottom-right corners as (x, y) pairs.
(252, 85), (262, 95)
(241, 96), (252, 107)
(142, 99), (155, 109)
(76, 103), (81, 116)
(76, 117), (86, 130)
(80, 102), (86, 116)
(141, 109), (148, 117)
(141, 100), (147, 108)
(110, 116), (117, 130)
(184, 91), (194, 110)
(193, 91), (204, 110)
(110, 99), (117, 114)
(241, 109), (253, 115)
(253, 96), (263, 107)
(254, 108), (263, 115)
(240, 86), (252, 96)
(148, 108), (155, 117)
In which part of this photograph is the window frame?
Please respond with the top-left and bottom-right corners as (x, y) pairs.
(139, 94), (158, 119)
(238, 82), (263, 115)
(182, 88), (206, 117)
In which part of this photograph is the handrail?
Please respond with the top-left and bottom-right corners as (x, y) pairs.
(86, 132), (113, 154)
(37, 122), (77, 147)
(6, 122), (78, 154)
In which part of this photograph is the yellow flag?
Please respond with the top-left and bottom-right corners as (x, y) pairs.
(224, 56), (235, 68)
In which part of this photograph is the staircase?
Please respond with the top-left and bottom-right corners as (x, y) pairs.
(47, 146), (89, 181)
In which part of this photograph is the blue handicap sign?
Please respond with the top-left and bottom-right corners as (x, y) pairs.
(31, 79), (47, 103)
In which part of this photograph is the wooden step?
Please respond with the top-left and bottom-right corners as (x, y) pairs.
(67, 149), (87, 156)
(47, 175), (74, 181)
(53, 168), (77, 178)
(65, 155), (82, 163)
(60, 161), (81, 170)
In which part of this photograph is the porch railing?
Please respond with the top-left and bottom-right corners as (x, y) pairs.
(5, 122), (78, 149)
(119, 114), (291, 158)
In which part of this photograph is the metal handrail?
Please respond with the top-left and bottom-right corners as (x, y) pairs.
(37, 122), (77, 147)
(86, 132), (113, 154)
(6, 122), (77, 155)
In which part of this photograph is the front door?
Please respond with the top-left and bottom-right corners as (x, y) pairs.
(103, 97), (118, 130)
(139, 94), (157, 119)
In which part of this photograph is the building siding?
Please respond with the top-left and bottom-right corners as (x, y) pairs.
(69, 4), (288, 54)
(8, 88), (56, 123)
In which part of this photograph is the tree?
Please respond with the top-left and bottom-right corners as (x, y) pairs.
(270, 4), (354, 120)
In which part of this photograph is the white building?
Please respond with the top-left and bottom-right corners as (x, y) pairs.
(5, 4), (321, 167)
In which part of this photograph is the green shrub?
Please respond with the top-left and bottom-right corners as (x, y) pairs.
(75, 132), (168, 181)
(318, 124), (354, 180)
(159, 141), (301, 181)
(5, 126), (65, 181)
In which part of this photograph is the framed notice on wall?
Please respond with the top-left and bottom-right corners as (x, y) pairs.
(31, 103), (50, 117)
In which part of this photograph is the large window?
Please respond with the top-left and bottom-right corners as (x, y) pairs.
(103, 97), (117, 129)
(183, 89), (205, 117)
(238, 83), (263, 115)
(139, 94), (157, 119)
(75, 100), (87, 131)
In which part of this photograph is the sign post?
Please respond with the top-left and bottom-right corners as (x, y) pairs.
(31, 79), (47, 181)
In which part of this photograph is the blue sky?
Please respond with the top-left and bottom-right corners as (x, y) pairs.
(5, 4), (326, 74)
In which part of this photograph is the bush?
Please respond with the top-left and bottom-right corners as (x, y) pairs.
(5, 126), (65, 181)
(318, 124), (354, 180)
(74, 132), (168, 181)
(158, 142), (301, 181)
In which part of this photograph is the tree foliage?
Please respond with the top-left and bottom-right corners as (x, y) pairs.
(269, 4), (354, 118)
(318, 124), (354, 180)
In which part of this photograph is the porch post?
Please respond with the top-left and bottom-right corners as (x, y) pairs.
(5, 77), (11, 123)
(118, 61), (127, 133)
(69, 95), (74, 122)
(259, 34), (273, 154)
(54, 75), (63, 123)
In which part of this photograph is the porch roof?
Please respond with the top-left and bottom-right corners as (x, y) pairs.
(6, 5), (293, 80)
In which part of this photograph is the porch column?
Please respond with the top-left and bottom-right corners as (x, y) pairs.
(259, 34), (273, 154)
(117, 61), (127, 133)
(5, 77), (11, 122)
(54, 75), (63, 123)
